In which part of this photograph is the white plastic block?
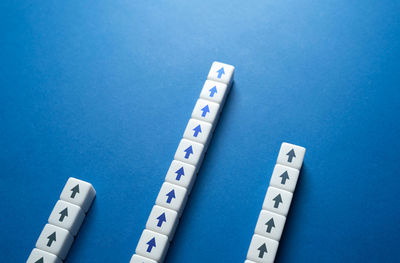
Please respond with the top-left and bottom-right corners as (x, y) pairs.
(191, 99), (220, 124)
(262, 187), (293, 217)
(155, 182), (187, 217)
(247, 234), (279, 263)
(199, 80), (229, 105)
(135, 229), (169, 262)
(35, 224), (74, 260)
(254, 210), (286, 241)
(60, 177), (96, 213)
(27, 248), (62, 263)
(183, 118), (213, 146)
(207, 61), (235, 86)
(174, 139), (205, 167)
(146, 205), (179, 240)
(48, 200), (85, 236)
(130, 254), (157, 263)
(165, 160), (196, 192)
(269, 164), (299, 193)
(276, 142), (306, 170)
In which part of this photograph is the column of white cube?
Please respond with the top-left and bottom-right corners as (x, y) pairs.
(131, 62), (235, 263)
(246, 143), (306, 263)
(27, 177), (96, 263)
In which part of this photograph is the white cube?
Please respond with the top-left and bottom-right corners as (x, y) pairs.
(146, 205), (179, 240)
(254, 210), (286, 241)
(247, 234), (279, 263)
(191, 99), (220, 124)
(135, 229), (169, 262)
(269, 164), (299, 193)
(276, 142), (306, 170)
(27, 248), (62, 263)
(207, 61), (235, 86)
(48, 200), (85, 236)
(155, 182), (188, 216)
(130, 254), (157, 263)
(174, 139), (205, 167)
(165, 160), (196, 192)
(183, 118), (213, 147)
(60, 177), (96, 213)
(262, 187), (293, 217)
(199, 80), (229, 105)
(35, 224), (74, 260)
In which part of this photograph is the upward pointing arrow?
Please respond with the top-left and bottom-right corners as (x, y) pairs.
(286, 149), (296, 163)
(47, 232), (56, 247)
(175, 167), (185, 181)
(156, 212), (167, 227)
(209, 86), (218, 97)
(200, 105), (210, 117)
(35, 257), (44, 263)
(265, 218), (275, 233)
(216, 67), (225, 79)
(59, 207), (68, 222)
(70, 184), (80, 199)
(184, 145), (193, 159)
(192, 124), (202, 137)
(273, 194), (283, 208)
(166, 189), (176, 204)
(257, 243), (268, 258)
(280, 171), (290, 185)
(146, 237), (156, 253)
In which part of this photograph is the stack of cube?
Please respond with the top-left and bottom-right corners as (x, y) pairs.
(27, 177), (96, 263)
(246, 142), (306, 263)
(131, 62), (235, 263)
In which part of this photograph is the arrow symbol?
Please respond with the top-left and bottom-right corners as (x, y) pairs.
(273, 194), (283, 208)
(200, 105), (210, 117)
(192, 124), (202, 137)
(280, 171), (290, 185)
(257, 243), (268, 258)
(184, 145), (193, 159)
(216, 67), (225, 79)
(265, 218), (275, 233)
(166, 189), (176, 204)
(47, 232), (56, 247)
(70, 184), (80, 199)
(59, 207), (68, 222)
(146, 237), (156, 253)
(35, 258), (44, 263)
(286, 149), (296, 163)
(156, 212), (167, 227)
(175, 167), (185, 181)
(209, 86), (217, 97)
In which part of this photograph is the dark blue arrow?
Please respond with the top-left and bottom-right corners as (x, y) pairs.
(216, 67), (225, 79)
(286, 149), (296, 163)
(175, 167), (185, 181)
(184, 145), (193, 159)
(166, 189), (175, 203)
(146, 237), (156, 253)
(209, 86), (217, 97)
(192, 124), (202, 137)
(200, 105), (210, 117)
(156, 212), (166, 227)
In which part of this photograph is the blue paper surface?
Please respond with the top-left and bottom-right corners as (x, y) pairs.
(1, 0), (400, 262)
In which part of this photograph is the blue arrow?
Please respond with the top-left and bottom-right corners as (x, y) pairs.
(166, 189), (175, 203)
(184, 145), (193, 159)
(146, 237), (156, 252)
(156, 212), (166, 227)
(192, 124), (202, 137)
(209, 86), (217, 97)
(200, 105), (210, 117)
(175, 167), (185, 181)
(216, 67), (225, 79)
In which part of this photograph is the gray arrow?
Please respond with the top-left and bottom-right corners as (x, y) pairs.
(70, 184), (80, 199)
(280, 171), (290, 184)
(59, 207), (68, 222)
(47, 232), (56, 247)
(265, 218), (275, 233)
(273, 194), (283, 208)
(257, 243), (268, 258)
(35, 258), (44, 263)
(286, 149), (296, 162)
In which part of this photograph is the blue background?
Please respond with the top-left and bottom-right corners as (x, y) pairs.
(1, 0), (400, 262)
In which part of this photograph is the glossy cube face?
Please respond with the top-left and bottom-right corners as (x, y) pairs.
(35, 224), (74, 260)
(200, 80), (228, 104)
(269, 164), (299, 193)
(207, 61), (235, 86)
(262, 186), (293, 217)
(276, 142), (306, 170)
(48, 200), (85, 236)
(191, 99), (220, 124)
(165, 160), (196, 191)
(135, 229), (169, 262)
(155, 182), (187, 216)
(247, 234), (279, 263)
(183, 118), (213, 146)
(254, 210), (286, 241)
(174, 139), (205, 167)
(59, 177), (96, 213)
(146, 205), (179, 239)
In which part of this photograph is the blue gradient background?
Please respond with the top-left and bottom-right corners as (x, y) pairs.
(1, 1), (400, 262)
